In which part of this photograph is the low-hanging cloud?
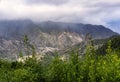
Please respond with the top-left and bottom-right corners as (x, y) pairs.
(0, 0), (120, 33)
(24, 0), (69, 5)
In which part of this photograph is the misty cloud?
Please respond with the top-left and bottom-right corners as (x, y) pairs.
(24, 0), (69, 5)
(0, 0), (120, 33)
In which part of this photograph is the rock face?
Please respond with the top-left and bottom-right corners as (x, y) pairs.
(0, 37), (23, 59)
(39, 21), (118, 39)
(0, 20), (118, 59)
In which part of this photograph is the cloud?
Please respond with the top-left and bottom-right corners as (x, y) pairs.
(24, 0), (69, 5)
(0, 0), (120, 33)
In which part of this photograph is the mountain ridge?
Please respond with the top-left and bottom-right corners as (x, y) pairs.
(0, 19), (119, 59)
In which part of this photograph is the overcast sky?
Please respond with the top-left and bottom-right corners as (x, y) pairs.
(0, 0), (120, 33)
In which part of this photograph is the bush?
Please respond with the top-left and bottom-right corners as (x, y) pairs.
(1, 39), (120, 82)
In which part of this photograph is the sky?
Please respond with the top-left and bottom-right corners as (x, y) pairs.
(0, 0), (120, 33)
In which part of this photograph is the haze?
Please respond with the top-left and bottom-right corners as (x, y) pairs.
(0, 0), (120, 33)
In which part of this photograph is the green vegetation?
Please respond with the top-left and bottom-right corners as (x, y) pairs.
(0, 36), (120, 82)
(96, 35), (120, 55)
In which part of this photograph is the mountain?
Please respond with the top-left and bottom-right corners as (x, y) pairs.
(0, 36), (23, 60)
(0, 20), (118, 59)
(39, 21), (118, 39)
(0, 20), (37, 39)
(0, 20), (118, 39)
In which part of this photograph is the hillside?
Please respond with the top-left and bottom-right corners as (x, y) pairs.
(96, 35), (120, 55)
(0, 20), (118, 59)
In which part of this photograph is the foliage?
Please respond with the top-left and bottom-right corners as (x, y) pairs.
(96, 35), (120, 55)
(0, 36), (120, 82)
